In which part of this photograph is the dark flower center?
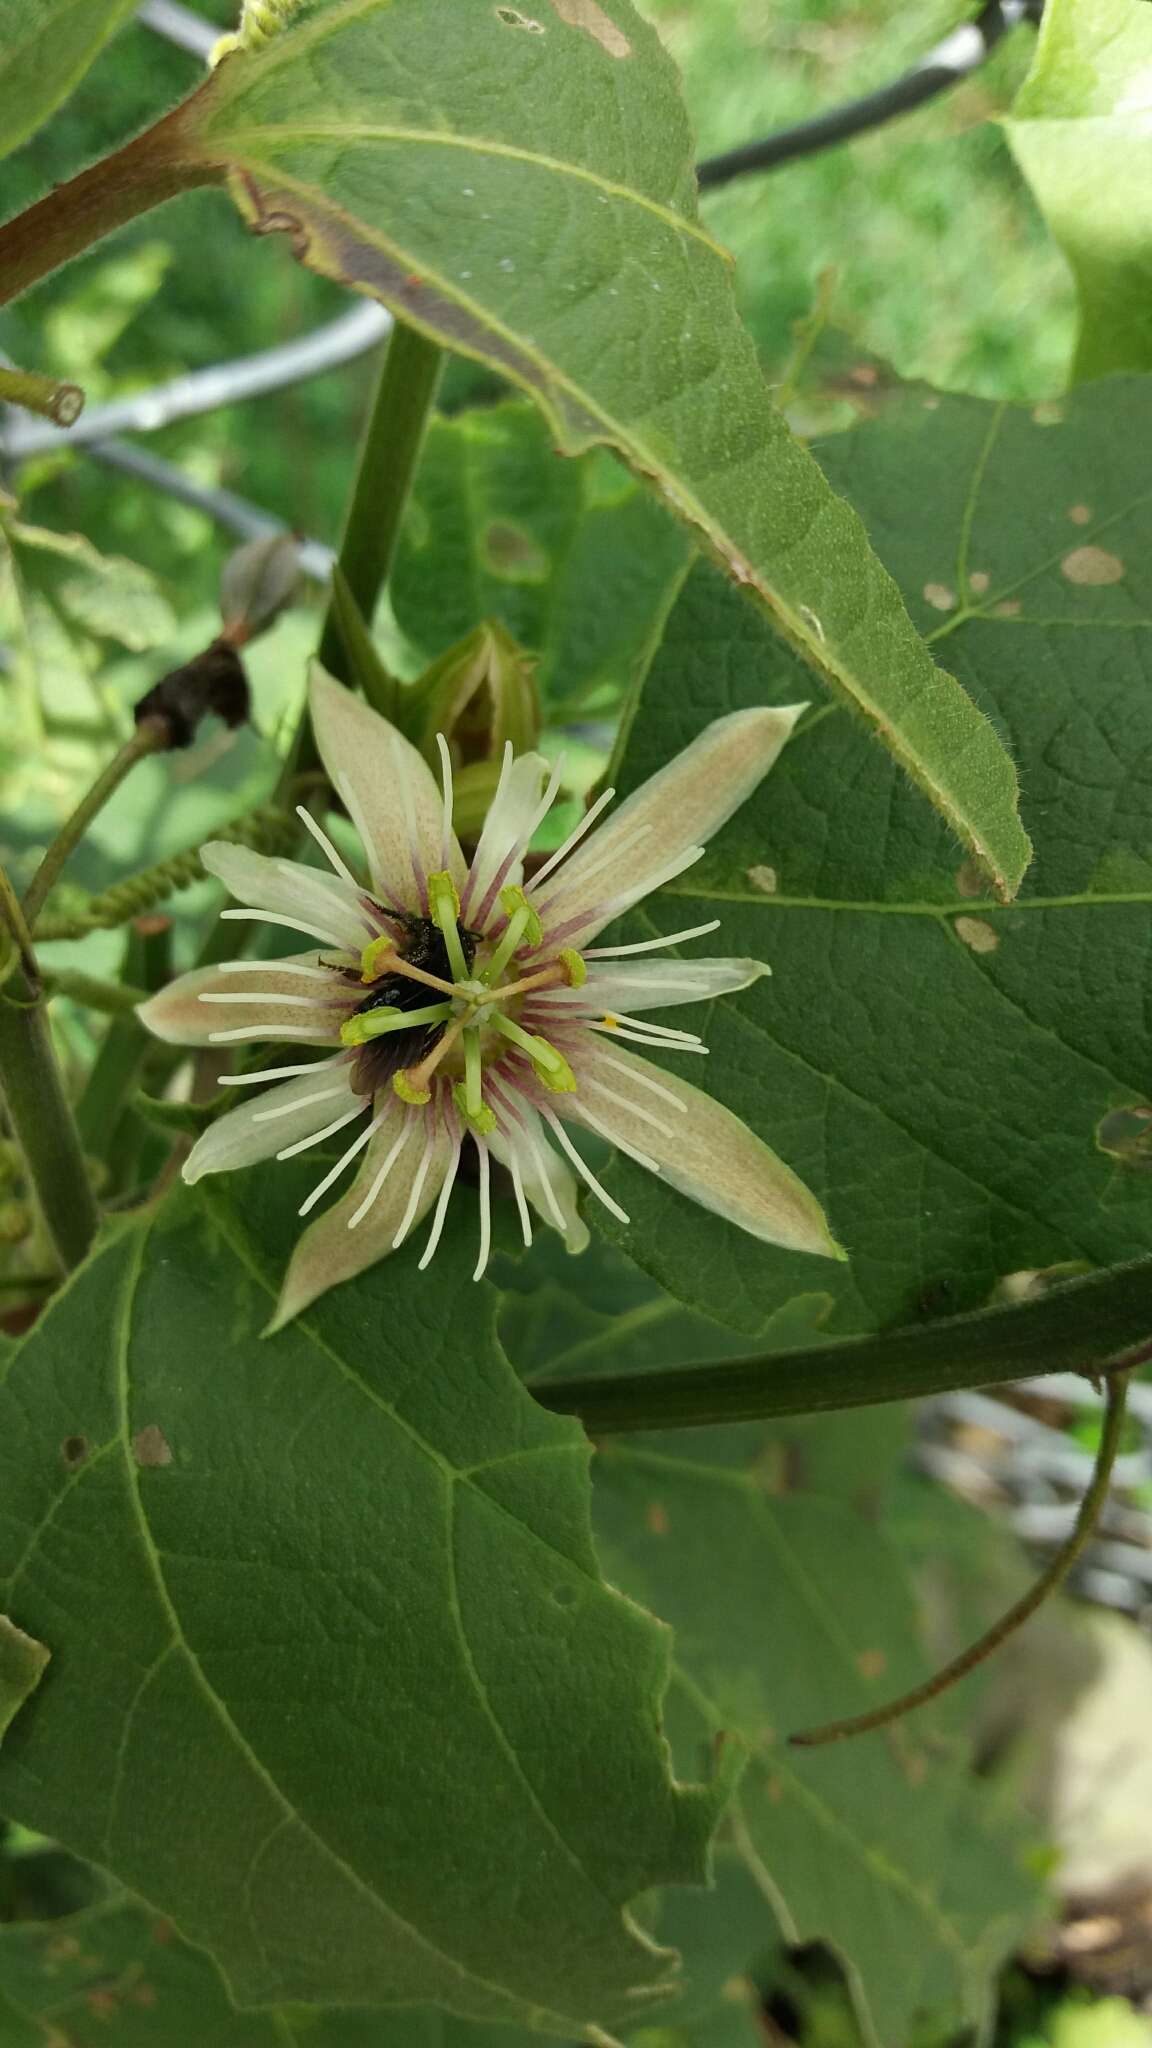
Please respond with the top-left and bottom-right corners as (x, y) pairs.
(349, 914), (478, 1096)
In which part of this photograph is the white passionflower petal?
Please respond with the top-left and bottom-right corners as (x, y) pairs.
(183, 1062), (361, 1185)
(534, 957), (771, 1016)
(201, 842), (373, 954)
(309, 663), (466, 907)
(487, 1083), (589, 1253)
(138, 954), (350, 1048)
(531, 704), (806, 946)
(559, 1031), (844, 1260)
(269, 1101), (453, 1330)
(462, 748), (552, 925)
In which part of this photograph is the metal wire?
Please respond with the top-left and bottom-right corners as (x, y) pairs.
(697, 0), (1041, 190)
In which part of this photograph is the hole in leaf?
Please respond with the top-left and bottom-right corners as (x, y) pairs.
(1097, 1105), (1152, 1170)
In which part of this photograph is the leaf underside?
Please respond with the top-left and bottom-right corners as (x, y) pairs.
(180, 0), (1030, 896)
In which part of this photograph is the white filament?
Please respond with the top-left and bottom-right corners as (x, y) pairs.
(252, 1086), (343, 1123)
(217, 959), (333, 980)
(473, 1139), (492, 1281)
(419, 1132), (462, 1270)
(220, 907), (354, 948)
(208, 1023), (325, 1044)
(573, 1098), (661, 1173)
(581, 1076), (675, 1139)
(220, 1061), (335, 1087)
(584, 920), (720, 959)
(541, 1112), (630, 1224)
(348, 1120), (412, 1229)
(275, 1103), (363, 1161)
(599, 1054), (689, 1110)
(294, 804), (362, 889)
(527, 784), (616, 893)
(393, 1127), (438, 1248)
(298, 1111), (384, 1216)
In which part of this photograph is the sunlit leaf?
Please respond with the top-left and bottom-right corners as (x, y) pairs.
(177, 0), (1030, 895)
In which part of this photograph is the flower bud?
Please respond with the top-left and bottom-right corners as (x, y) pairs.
(415, 621), (541, 776)
(219, 532), (301, 647)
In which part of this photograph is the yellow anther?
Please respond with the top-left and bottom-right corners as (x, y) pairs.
(557, 948), (586, 988)
(360, 935), (398, 985)
(498, 883), (542, 950)
(393, 1071), (432, 1106)
(452, 1082), (497, 1135)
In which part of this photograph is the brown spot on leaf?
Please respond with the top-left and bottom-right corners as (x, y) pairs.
(1032, 401), (1064, 426)
(765, 1774), (783, 1803)
(994, 599), (1021, 618)
(151, 1921), (174, 1946)
(481, 519), (548, 580)
(955, 860), (985, 899)
(747, 864), (778, 894)
(131, 1984), (158, 2008)
(1062, 545), (1124, 587)
(549, 0), (631, 55)
(496, 5), (545, 27)
(646, 1502), (670, 1535)
(922, 582), (956, 612)
(856, 1648), (887, 1680)
(967, 570), (990, 595)
(85, 1988), (119, 2019)
(131, 1425), (172, 1469)
(61, 1435), (89, 1468)
(1068, 503), (1093, 525)
(1097, 1105), (1152, 1170)
(848, 363), (878, 387)
(954, 915), (999, 954)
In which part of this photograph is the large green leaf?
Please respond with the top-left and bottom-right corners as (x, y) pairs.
(177, 0), (1029, 896)
(391, 402), (692, 716)
(592, 375), (1152, 1335)
(0, 1184), (728, 2040)
(0, 0), (141, 163)
(1007, 0), (1152, 379)
(592, 1419), (1039, 2048)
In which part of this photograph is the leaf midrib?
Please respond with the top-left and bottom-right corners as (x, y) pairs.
(206, 122), (726, 252)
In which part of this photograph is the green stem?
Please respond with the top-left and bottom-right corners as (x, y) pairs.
(790, 1367), (1133, 1746)
(0, 980), (99, 1273)
(316, 322), (443, 693)
(24, 726), (165, 924)
(0, 111), (218, 308)
(536, 1257), (1152, 1434)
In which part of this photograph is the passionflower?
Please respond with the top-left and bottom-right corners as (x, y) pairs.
(141, 668), (842, 1325)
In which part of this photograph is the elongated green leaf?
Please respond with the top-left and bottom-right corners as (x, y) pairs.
(0, 1612), (48, 1744)
(1007, 0), (1152, 379)
(592, 1422), (1039, 2048)
(392, 402), (691, 715)
(0, 0), (141, 162)
(178, 0), (1029, 896)
(0, 1186), (727, 2040)
(590, 376), (1152, 1336)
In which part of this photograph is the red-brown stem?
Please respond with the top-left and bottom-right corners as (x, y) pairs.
(0, 109), (223, 308)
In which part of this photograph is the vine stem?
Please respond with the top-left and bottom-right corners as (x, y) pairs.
(24, 724), (167, 924)
(789, 1367), (1133, 1747)
(278, 319), (443, 796)
(316, 320), (442, 696)
(0, 871), (99, 1273)
(0, 111), (219, 309)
